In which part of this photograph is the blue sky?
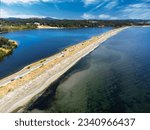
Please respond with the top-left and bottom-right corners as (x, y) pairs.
(0, 0), (150, 19)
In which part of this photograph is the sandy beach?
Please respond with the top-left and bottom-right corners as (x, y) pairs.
(37, 25), (64, 29)
(0, 27), (128, 112)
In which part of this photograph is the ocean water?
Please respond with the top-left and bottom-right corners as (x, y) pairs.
(28, 27), (150, 113)
(0, 27), (111, 79)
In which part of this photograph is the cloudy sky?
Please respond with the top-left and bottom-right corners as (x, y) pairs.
(0, 0), (150, 19)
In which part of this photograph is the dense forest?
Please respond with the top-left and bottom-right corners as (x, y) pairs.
(0, 18), (149, 33)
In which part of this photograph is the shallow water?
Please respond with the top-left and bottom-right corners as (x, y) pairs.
(0, 27), (111, 79)
(28, 27), (150, 113)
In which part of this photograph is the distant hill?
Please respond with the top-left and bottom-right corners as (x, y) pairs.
(43, 17), (56, 20)
(0, 17), (57, 21)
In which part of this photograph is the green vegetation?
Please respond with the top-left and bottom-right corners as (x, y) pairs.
(27, 66), (31, 69)
(0, 18), (149, 33)
(0, 50), (5, 60)
(0, 24), (37, 33)
(0, 36), (17, 60)
(0, 18), (149, 58)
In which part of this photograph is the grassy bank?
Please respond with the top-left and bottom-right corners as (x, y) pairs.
(0, 37), (18, 60)
(0, 25), (37, 33)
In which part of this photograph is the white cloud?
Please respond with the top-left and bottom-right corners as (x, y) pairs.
(122, 3), (150, 19)
(12, 15), (46, 18)
(82, 0), (114, 6)
(88, 0), (110, 12)
(54, 4), (60, 10)
(81, 13), (117, 20)
(0, 9), (49, 18)
(1, 0), (68, 4)
(81, 13), (96, 19)
(1, 0), (39, 4)
(0, 9), (9, 18)
(82, 0), (99, 6)
(42, 0), (68, 2)
(128, 3), (149, 8)
(98, 14), (110, 19)
(95, 3), (104, 9)
(99, 14), (117, 19)
(104, 1), (118, 9)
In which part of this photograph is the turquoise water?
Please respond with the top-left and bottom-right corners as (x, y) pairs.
(28, 27), (150, 113)
(0, 27), (111, 79)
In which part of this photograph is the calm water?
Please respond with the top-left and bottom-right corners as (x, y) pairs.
(0, 27), (111, 79)
(28, 27), (150, 113)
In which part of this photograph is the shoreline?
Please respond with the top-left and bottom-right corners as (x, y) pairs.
(0, 39), (18, 60)
(37, 25), (65, 29)
(36, 25), (94, 29)
(0, 27), (128, 112)
(1, 25), (149, 34)
(132, 25), (150, 27)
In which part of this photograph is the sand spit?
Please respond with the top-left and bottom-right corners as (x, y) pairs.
(0, 27), (128, 112)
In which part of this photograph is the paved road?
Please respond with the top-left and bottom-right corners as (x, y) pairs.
(0, 27), (127, 88)
(0, 53), (63, 87)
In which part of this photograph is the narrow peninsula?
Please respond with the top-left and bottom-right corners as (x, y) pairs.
(0, 27), (128, 112)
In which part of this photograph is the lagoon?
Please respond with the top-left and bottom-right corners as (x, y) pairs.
(0, 27), (111, 79)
